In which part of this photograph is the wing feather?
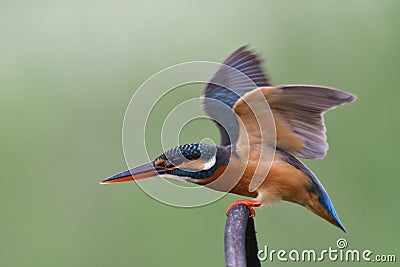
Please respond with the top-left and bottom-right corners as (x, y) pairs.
(203, 46), (270, 145)
(233, 85), (357, 159)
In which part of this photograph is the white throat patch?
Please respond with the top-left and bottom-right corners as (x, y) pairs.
(202, 155), (216, 170)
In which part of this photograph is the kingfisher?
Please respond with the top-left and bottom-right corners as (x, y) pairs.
(101, 46), (356, 232)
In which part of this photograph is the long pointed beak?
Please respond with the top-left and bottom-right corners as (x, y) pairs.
(100, 162), (159, 184)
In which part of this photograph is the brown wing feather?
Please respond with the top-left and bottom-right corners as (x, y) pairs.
(233, 85), (357, 159)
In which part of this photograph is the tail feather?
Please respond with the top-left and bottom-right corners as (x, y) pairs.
(278, 149), (346, 232)
(306, 172), (347, 232)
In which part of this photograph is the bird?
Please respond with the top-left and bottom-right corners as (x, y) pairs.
(101, 46), (356, 232)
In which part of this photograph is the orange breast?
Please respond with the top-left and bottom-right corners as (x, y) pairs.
(201, 152), (314, 207)
(227, 155), (313, 206)
(257, 159), (312, 205)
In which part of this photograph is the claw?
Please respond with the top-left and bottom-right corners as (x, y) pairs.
(226, 199), (261, 217)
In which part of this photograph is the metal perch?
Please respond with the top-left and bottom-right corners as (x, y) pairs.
(224, 204), (261, 267)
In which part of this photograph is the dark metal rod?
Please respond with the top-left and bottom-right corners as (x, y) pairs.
(224, 204), (261, 267)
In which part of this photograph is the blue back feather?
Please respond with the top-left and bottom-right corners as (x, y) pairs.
(203, 46), (270, 145)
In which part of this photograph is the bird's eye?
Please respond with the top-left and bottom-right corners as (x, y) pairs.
(163, 160), (173, 168)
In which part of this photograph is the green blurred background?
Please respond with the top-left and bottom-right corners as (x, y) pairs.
(1, 0), (399, 266)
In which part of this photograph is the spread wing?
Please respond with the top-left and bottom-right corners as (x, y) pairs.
(202, 46), (270, 146)
(233, 85), (357, 159)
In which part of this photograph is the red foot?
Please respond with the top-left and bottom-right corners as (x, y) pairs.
(226, 199), (261, 217)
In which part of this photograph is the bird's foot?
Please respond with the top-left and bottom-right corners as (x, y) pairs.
(226, 199), (261, 218)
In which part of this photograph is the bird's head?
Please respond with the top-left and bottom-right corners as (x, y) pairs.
(101, 143), (230, 185)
